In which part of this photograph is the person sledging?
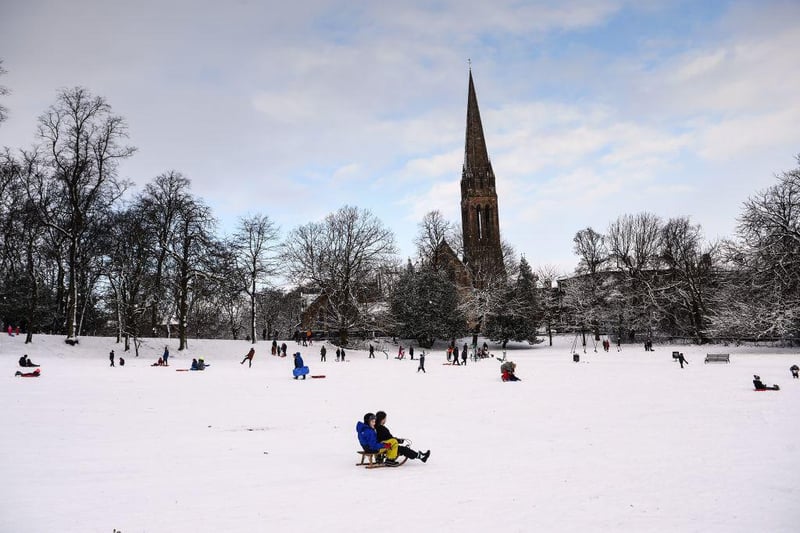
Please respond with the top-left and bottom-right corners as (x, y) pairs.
(356, 413), (397, 465)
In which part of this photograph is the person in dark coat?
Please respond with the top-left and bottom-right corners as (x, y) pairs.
(336, 347), (341, 361)
(676, 353), (689, 369)
(375, 411), (429, 464)
(753, 374), (779, 390)
(417, 350), (426, 373)
(461, 344), (468, 365)
(409, 345), (414, 360)
(241, 347), (255, 367)
(163, 346), (170, 366)
(340, 347), (346, 362)
(320, 345), (327, 362)
(790, 365), (799, 379)
(280, 342), (287, 357)
(109, 350), (115, 367)
(356, 413), (396, 463)
(369, 344), (375, 358)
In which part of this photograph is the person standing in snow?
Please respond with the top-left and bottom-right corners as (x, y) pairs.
(417, 350), (426, 373)
(461, 343), (468, 366)
(409, 345), (414, 360)
(241, 347), (255, 367)
(369, 344), (375, 359)
(163, 346), (170, 366)
(293, 352), (306, 379)
(109, 350), (115, 367)
(790, 365), (799, 379)
(320, 345), (327, 362)
(335, 347), (341, 362)
(340, 347), (346, 362)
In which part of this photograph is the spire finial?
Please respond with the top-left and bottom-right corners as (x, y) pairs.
(468, 58), (471, 71)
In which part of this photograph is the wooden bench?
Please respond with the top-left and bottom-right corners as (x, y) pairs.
(704, 353), (730, 364)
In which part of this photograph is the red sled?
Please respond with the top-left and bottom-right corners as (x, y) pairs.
(311, 375), (326, 379)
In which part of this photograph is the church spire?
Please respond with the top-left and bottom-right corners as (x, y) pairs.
(463, 69), (493, 180)
(459, 67), (504, 284)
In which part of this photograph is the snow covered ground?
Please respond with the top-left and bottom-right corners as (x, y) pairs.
(1, 333), (799, 533)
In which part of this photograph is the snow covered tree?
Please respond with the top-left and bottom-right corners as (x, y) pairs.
(709, 158), (800, 342)
(388, 264), (466, 348)
(484, 256), (539, 345)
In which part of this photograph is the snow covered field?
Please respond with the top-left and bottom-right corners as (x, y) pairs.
(2, 333), (799, 533)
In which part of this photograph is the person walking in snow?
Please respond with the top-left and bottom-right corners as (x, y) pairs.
(417, 350), (426, 373)
(241, 347), (255, 367)
(335, 347), (341, 362)
(369, 344), (375, 359)
(271, 339), (277, 356)
(375, 411), (430, 464)
(397, 345), (404, 360)
(461, 343), (468, 366)
(676, 352), (689, 369)
(409, 345), (414, 360)
(340, 347), (346, 362)
(320, 345), (327, 362)
(109, 350), (115, 367)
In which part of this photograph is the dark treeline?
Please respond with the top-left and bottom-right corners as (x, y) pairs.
(1, 84), (798, 349)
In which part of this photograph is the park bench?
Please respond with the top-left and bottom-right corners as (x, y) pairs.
(704, 353), (730, 364)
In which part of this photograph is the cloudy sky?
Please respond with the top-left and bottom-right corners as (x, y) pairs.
(1, 0), (798, 274)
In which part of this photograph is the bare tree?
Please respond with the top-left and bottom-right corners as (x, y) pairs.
(283, 205), (397, 344)
(29, 87), (135, 342)
(0, 59), (8, 125)
(573, 227), (607, 275)
(658, 217), (718, 342)
(414, 210), (455, 266)
(231, 214), (280, 344)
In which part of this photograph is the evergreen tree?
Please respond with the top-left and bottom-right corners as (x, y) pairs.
(388, 265), (466, 348)
(484, 256), (539, 344)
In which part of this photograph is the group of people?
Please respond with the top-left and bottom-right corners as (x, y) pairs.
(356, 411), (430, 466)
(15, 354), (40, 377)
(18, 354), (39, 368)
(152, 346), (170, 367)
(7, 325), (21, 336)
(271, 340), (288, 357)
(190, 358), (208, 371)
(109, 350), (125, 367)
(446, 343), (469, 365)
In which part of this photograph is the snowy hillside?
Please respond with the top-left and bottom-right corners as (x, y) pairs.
(2, 333), (799, 532)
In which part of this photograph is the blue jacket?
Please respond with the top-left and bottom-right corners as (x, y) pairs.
(356, 421), (385, 452)
(294, 353), (304, 368)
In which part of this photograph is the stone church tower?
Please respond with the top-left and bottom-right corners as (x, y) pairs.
(460, 69), (505, 282)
